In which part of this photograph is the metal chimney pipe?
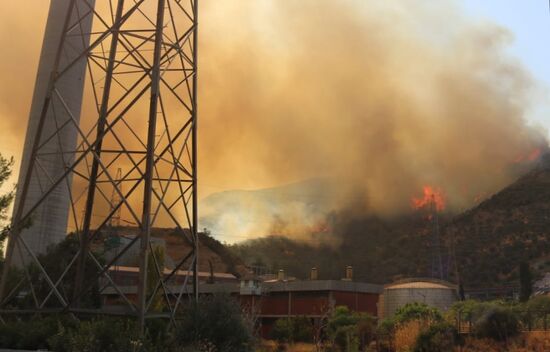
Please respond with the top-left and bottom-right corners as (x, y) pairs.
(277, 269), (285, 281)
(310, 267), (318, 280)
(345, 266), (353, 281)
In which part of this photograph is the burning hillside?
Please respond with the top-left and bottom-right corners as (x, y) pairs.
(230, 156), (550, 287)
(0, 1), (547, 233)
(197, 0), (546, 240)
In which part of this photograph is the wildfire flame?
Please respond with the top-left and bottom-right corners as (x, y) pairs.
(514, 148), (541, 163)
(411, 186), (445, 211)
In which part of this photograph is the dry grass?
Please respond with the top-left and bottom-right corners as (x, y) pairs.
(394, 320), (424, 352)
(259, 330), (550, 351)
(259, 340), (317, 352)
(456, 331), (550, 352)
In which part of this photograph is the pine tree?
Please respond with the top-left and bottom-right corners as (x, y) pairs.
(519, 261), (533, 302)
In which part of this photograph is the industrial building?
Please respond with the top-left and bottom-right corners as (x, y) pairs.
(101, 267), (383, 337)
(102, 269), (460, 335)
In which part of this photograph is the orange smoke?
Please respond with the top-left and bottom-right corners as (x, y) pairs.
(411, 186), (446, 212)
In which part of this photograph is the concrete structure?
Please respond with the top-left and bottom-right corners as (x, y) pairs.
(12, 0), (94, 266)
(381, 278), (457, 319)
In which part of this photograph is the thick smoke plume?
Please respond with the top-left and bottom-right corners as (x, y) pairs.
(0, 1), (547, 240)
(200, 0), (545, 201)
(198, 0), (546, 238)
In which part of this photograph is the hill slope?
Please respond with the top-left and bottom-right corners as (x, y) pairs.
(230, 161), (550, 288)
(448, 162), (550, 287)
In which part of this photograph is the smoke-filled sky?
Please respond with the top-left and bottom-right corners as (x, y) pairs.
(0, 1), (549, 230)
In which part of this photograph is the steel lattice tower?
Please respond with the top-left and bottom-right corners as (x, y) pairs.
(0, 0), (199, 331)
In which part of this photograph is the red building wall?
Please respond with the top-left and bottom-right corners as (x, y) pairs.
(289, 291), (330, 316)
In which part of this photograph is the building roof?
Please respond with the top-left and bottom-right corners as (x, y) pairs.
(107, 265), (236, 279)
(101, 279), (383, 295)
(262, 280), (383, 294)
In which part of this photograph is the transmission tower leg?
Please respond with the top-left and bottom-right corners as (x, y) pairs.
(73, 0), (125, 307)
(192, 0), (199, 303)
(137, 0), (166, 332)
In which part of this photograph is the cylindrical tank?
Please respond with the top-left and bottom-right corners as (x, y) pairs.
(381, 278), (458, 319)
(12, 0), (95, 266)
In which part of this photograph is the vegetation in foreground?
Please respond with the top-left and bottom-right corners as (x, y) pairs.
(0, 294), (254, 352)
(266, 298), (550, 352)
(3, 296), (550, 351)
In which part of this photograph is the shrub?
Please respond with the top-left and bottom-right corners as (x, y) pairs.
(520, 295), (550, 330)
(393, 303), (442, 325)
(177, 294), (254, 352)
(327, 306), (375, 352)
(473, 307), (520, 341)
(271, 318), (294, 344)
(271, 317), (313, 344)
(0, 315), (74, 350)
(355, 313), (376, 348)
(413, 321), (458, 352)
(48, 318), (152, 352)
(375, 318), (396, 352)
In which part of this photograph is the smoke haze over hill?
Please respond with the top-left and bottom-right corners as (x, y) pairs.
(0, 1), (547, 238)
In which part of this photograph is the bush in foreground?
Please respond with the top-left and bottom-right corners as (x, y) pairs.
(177, 294), (255, 352)
(413, 321), (459, 352)
(327, 306), (375, 352)
(473, 307), (520, 342)
(0, 296), (254, 351)
(271, 316), (313, 344)
(0, 315), (68, 350)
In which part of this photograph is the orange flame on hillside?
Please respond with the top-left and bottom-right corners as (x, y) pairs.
(514, 148), (541, 163)
(411, 186), (445, 211)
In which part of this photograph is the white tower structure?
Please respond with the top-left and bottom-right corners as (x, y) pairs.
(12, 0), (95, 266)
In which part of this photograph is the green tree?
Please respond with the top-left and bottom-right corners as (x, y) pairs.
(519, 261), (532, 302)
(0, 154), (14, 257)
(327, 306), (376, 352)
(355, 313), (376, 351)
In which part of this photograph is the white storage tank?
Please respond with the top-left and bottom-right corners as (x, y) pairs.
(381, 278), (458, 318)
